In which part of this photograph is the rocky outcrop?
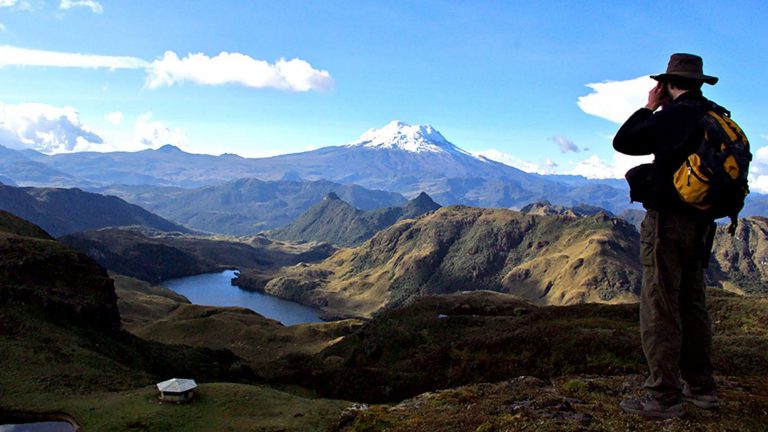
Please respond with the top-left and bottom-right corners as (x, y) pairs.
(708, 216), (768, 294)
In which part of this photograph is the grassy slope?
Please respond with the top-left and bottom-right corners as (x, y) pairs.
(252, 206), (641, 319)
(0, 217), (350, 431)
(114, 275), (362, 372)
(1, 302), (350, 432)
(325, 289), (768, 431)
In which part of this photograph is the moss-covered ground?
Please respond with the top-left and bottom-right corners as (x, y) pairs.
(332, 375), (768, 431)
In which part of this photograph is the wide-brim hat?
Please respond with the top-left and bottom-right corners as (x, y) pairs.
(650, 53), (718, 85)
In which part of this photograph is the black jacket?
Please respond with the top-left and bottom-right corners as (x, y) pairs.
(613, 90), (713, 211)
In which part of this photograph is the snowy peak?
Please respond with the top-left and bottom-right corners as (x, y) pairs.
(347, 121), (470, 155)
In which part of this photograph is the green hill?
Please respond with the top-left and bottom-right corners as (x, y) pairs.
(240, 206), (642, 319)
(270, 192), (441, 247)
(0, 184), (189, 237)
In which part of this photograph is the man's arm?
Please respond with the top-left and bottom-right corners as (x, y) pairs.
(613, 108), (657, 156)
(613, 82), (671, 156)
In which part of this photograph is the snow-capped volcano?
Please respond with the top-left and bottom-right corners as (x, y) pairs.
(347, 121), (474, 156)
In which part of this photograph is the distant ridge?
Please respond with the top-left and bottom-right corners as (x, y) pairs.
(0, 175), (16, 186)
(0, 184), (190, 237)
(99, 179), (408, 235)
(270, 191), (441, 247)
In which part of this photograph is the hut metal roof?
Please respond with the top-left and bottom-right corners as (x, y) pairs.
(157, 378), (197, 393)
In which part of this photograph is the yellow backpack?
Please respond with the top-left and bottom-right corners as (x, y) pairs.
(673, 106), (751, 235)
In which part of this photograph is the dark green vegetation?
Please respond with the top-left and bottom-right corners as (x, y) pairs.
(270, 192), (441, 247)
(97, 178), (408, 235)
(0, 184), (189, 237)
(280, 289), (766, 432)
(280, 289), (768, 404)
(60, 227), (335, 283)
(241, 206), (643, 319)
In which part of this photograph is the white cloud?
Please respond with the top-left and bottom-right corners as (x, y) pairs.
(570, 153), (653, 179)
(59, 0), (102, 13)
(146, 51), (334, 92)
(550, 135), (580, 153)
(748, 144), (768, 194)
(0, 45), (335, 93)
(0, 0), (17, 7)
(104, 111), (123, 125)
(578, 76), (653, 124)
(134, 112), (188, 149)
(0, 45), (148, 69)
(0, 101), (104, 153)
(474, 149), (559, 174)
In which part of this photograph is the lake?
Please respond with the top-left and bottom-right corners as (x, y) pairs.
(0, 422), (75, 432)
(162, 270), (325, 326)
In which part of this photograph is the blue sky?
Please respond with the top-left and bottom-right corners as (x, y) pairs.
(1, 1), (767, 189)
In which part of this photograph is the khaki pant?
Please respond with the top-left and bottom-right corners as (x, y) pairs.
(639, 209), (716, 403)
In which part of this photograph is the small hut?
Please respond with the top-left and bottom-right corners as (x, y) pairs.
(156, 378), (197, 403)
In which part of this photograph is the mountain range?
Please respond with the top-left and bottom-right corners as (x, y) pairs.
(0, 184), (189, 237)
(96, 178), (408, 235)
(0, 122), (631, 214)
(3, 121), (767, 217)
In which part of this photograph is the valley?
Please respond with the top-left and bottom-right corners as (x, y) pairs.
(1, 204), (767, 431)
(2, 120), (768, 431)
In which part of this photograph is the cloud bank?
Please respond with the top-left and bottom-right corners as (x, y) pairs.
(578, 76), (652, 124)
(104, 111), (123, 125)
(0, 45), (334, 92)
(475, 149), (559, 174)
(748, 141), (768, 194)
(0, 102), (104, 153)
(146, 51), (334, 92)
(59, 0), (103, 14)
(0, 45), (148, 69)
(569, 153), (653, 179)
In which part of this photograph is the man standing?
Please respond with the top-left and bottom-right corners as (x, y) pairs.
(613, 53), (722, 418)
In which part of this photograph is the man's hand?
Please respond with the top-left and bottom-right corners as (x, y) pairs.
(645, 82), (670, 111)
